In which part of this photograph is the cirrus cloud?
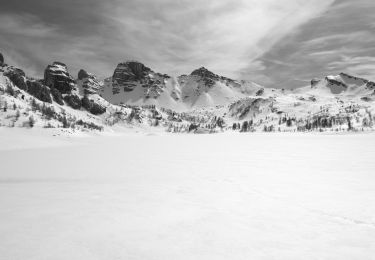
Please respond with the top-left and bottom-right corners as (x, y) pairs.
(1, 0), (337, 85)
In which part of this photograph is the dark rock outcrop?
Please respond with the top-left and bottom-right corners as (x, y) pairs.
(256, 88), (264, 96)
(191, 67), (219, 79)
(112, 61), (152, 92)
(26, 80), (52, 103)
(0, 53), (4, 65)
(325, 77), (348, 94)
(361, 96), (372, 102)
(44, 62), (75, 94)
(78, 69), (90, 80)
(64, 94), (82, 109)
(339, 73), (368, 85)
(4, 68), (27, 90)
(325, 77), (347, 88)
(78, 69), (101, 95)
(81, 96), (106, 115)
(190, 67), (219, 88)
(311, 78), (320, 87)
(111, 61), (168, 98)
(190, 67), (236, 88)
(50, 88), (64, 105)
(366, 81), (375, 90)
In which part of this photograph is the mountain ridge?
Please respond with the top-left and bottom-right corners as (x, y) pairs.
(1, 52), (375, 134)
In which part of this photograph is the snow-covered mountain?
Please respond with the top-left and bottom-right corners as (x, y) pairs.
(0, 55), (210, 133)
(101, 61), (184, 110)
(1, 51), (375, 134)
(177, 67), (263, 108)
(101, 62), (265, 110)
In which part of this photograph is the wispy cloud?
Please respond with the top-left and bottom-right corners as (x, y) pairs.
(248, 0), (375, 88)
(0, 0), (336, 82)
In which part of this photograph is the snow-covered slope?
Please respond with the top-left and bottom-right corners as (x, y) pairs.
(101, 63), (264, 110)
(1, 50), (375, 134)
(101, 61), (185, 110)
(213, 72), (375, 132)
(0, 57), (215, 134)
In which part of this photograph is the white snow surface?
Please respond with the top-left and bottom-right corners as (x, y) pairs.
(1, 129), (375, 259)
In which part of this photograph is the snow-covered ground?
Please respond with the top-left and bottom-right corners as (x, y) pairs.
(1, 130), (375, 259)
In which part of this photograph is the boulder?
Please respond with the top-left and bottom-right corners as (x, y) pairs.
(26, 80), (52, 103)
(44, 62), (75, 94)
(64, 94), (82, 109)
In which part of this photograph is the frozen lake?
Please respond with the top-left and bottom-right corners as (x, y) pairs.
(1, 130), (375, 259)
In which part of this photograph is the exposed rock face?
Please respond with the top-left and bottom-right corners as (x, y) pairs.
(339, 73), (368, 86)
(50, 88), (64, 105)
(190, 67), (220, 88)
(325, 77), (347, 88)
(77, 69), (101, 95)
(361, 96), (372, 102)
(325, 76), (348, 94)
(366, 81), (375, 90)
(191, 67), (219, 79)
(26, 80), (52, 103)
(0, 53), (4, 65)
(255, 88), (264, 96)
(4, 68), (27, 90)
(311, 78), (320, 87)
(111, 61), (168, 98)
(44, 62), (75, 94)
(5, 67), (54, 103)
(78, 69), (90, 80)
(188, 67), (238, 89)
(81, 96), (106, 115)
(64, 94), (82, 109)
(112, 61), (152, 92)
(229, 97), (273, 120)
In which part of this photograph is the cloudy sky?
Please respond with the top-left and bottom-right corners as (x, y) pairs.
(0, 0), (374, 88)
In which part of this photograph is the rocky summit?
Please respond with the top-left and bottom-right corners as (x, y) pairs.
(77, 69), (101, 95)
(190, 67), (221, 88)
(109, 61), (169, 97)
(1, 52), (375, 134)
(112, 61), (152, 92)
(44, 62), (76, 94)
(0, 53), (4, 66)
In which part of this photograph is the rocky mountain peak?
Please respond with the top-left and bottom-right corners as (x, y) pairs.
(311, 78), (320, 87)
(109, 61), (169, 98)
(78, 69), (90, 80)
(191, 67), (218, 79)
(188, 67), (238, 89)
(44, 61), (75, 94)
(113, 61), (151, 82)
(77, 69), (101, 95)
(0, 52), (4, 66)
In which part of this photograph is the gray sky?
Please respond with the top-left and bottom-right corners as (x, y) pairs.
(0, 0), (374, 88)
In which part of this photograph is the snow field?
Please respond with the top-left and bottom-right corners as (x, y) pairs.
(0, 132), (375, 259)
